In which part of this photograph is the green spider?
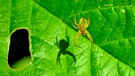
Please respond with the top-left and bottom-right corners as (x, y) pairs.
(73, 17), (94, 47)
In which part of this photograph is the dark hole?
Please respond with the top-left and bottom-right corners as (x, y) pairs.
(8, 29), (31, 69)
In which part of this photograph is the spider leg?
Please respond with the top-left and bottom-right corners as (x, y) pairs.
(73, 24), (79, 29)
(66, 51), (76, 65)
(74, 17), (78, 26)
(56, 36), (59, 44)
(54, 36), (60, 48)
(73, 17), (79, 29)
(74, 31), (81, 48)
(54, 42), (59, 48)
(87, 17), (90, 27)
(85, 30), (94, 45)
(85, 17), (90, 28)
(66, 36), (69, 43)
(56, 51), (62, 67)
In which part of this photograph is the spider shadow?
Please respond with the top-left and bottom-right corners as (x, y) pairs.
(54, 36), (76, 67)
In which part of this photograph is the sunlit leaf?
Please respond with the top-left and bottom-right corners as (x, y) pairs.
(0, 0), (135, 75)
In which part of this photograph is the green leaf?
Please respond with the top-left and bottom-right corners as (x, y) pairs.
(0, 0), (135, 75)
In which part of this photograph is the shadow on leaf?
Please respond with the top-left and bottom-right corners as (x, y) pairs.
(54, 36), (76, 67)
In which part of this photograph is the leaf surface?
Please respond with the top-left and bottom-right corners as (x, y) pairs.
(0, 0), (135, 75)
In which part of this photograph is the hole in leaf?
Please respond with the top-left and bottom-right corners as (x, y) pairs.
(8, 29), (31, 69)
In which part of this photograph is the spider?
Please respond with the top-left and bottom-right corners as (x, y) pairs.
(54, 36), (76, 66)
(73, 17), (94, 47)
